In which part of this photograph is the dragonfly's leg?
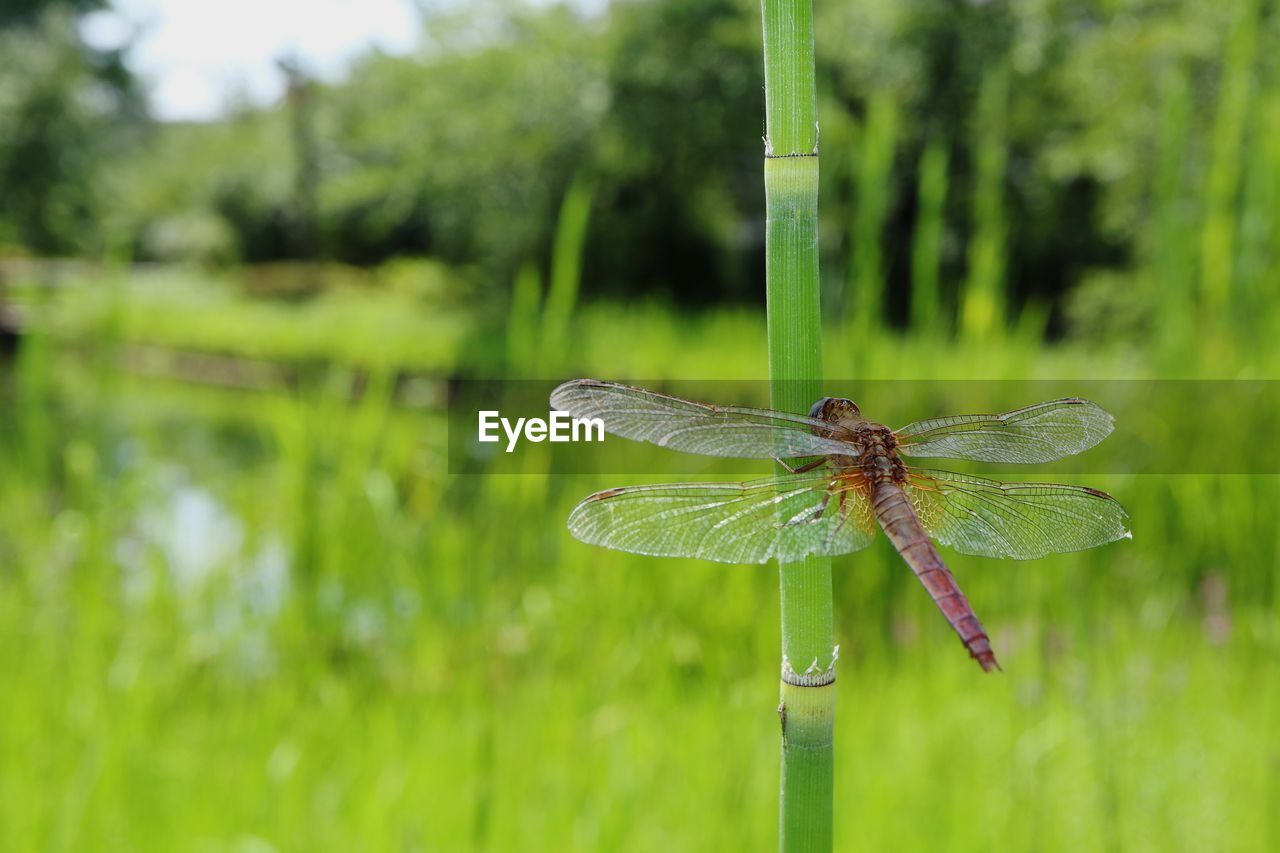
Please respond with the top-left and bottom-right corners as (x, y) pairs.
(780, 484), (832, 528)
(813, 488), (833, 520)
(773, 456), (827, 475)
(831, 491), (851, 535)
(794, 481), (839, 527)
(827, 489), (853, 546)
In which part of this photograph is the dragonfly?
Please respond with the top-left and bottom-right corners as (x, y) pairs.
(550, 379), (1131, 672)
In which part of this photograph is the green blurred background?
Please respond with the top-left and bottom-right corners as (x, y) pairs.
(1, 0), (1278, 849)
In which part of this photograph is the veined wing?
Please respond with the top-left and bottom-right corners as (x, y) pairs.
(895, 398), (1114, 463)
(567, 472), (876, 564)
(550, 379), (857, 459)
(903, 469), (1130, 560)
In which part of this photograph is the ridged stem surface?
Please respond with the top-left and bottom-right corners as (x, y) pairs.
(761, 2), (833, 849)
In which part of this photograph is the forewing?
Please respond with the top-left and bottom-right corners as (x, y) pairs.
(895, 398), (1114, 463)
(551, 379), (856, 459)
(567, 472), (876, 564)
(904, 469), (1130, 560)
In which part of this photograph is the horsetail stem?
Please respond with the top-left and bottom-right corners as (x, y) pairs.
(761, 0), (835, 848)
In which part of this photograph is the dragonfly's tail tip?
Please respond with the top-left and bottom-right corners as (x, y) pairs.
(976, 653), (1002, 673)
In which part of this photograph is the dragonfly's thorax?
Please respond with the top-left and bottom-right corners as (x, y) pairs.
(845, 423), (905, 483)
(810, 397), (906, 479)
(860, 448), (902, 476)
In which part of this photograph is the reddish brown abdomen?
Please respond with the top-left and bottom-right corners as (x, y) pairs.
(871, 479), (999, 672)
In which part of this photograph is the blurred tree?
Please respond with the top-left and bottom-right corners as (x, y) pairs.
(279, 55), (320, 265)
(320, 2), (605, 271)
(0, 0), (142, 255)
(111, 97), (300, 264)
(0, 0), (102, 27)
(589, 0), (763, 303)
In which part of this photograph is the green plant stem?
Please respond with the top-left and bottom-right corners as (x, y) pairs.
(761, 1), (817, 157)
(761, 1), (834, 849)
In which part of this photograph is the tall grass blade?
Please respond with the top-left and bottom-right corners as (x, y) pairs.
(506, 262), (543, 376)
(847, 91), (898, 344)
(910, 135), (948, 334)
(1150, 66), (1195, 360)
(960, 63), (1009, 341)
(1235, 93), (1280, 334)
(1198, 0), (1260, 322)
(541, 175), (595, 374)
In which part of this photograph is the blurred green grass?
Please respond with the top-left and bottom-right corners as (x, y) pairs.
(1, 275), (1277, 850)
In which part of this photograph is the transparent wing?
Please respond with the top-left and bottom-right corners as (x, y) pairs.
(566, 471), (877, 564)
(551, 379), (857, 459)
(895, 398), (1114, 463)
(903, 469), (1130, 560)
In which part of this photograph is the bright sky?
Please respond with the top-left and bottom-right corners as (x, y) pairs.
(81, 0), (423, 122)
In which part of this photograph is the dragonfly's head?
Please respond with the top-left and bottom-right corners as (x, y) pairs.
(808, 396), (863, 428)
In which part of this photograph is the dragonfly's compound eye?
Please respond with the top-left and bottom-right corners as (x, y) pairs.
(807, 397), (834, 420)
(808, 397), (862, 423)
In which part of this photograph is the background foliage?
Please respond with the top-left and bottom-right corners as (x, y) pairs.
(12, 0), (1278, 331)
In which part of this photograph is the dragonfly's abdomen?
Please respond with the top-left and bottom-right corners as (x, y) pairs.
(871, 478), (999, 673)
